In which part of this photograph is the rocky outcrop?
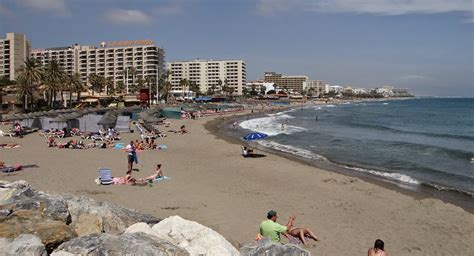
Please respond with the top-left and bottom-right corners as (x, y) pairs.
(0, 180), (241, 255)
(0, 234), (47, 256)
(239, 237), (311, 256)
(52, 233), (189, 256)
(125, 216), (240, 256)
(63, 195), (160, 235)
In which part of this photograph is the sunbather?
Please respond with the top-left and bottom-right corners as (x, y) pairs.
(145, 164), (164, 181)
(0, 161), (22, 172)
(285, 216), (319, 245)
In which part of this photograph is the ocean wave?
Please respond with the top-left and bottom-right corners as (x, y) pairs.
(257, 141), (327, 161)
(344, 166), (420, 185)
(349, 122), (474, 142)
(239, 114), (307, 136)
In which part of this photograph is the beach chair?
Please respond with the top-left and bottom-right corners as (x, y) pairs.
(99, 168), (114, 185)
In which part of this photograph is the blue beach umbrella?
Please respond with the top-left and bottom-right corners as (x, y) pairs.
(243, 132), (268, 141)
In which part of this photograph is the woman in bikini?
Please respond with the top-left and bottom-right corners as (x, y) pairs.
(284, 215), (319, 245)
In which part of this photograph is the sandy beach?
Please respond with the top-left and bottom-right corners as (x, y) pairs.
(1, 113), (473, 255)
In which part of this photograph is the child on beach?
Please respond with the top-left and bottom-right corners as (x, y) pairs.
(368, 239), (389, 256)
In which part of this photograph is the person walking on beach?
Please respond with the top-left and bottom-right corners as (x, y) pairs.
(125, 141), (135, 174)
(260, 210), (295, 243)
(368, 239), (389, 256)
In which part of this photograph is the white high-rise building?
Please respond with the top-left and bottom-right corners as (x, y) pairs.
(0, 33), (30, 81)
(30, 40), (165, 93)
(307, 80), (326, 96)
(166, 59), (246, 95)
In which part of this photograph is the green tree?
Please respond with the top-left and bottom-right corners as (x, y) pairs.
(88, 74), (105, 95)
(65, 73), (84, 108)
(242, 87), (249, 98)
(15, 58), (43, 110)
(189, 81), (200, 96)
(179, 78), (189, 99)
(43, 59), (66, 107)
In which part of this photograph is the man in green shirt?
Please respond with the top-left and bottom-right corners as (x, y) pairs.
(260, 210), (295, 242)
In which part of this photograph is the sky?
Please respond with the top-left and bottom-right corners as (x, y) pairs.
(1, 0), (473, 96)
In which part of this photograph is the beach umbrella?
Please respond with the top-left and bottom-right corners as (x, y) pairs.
(243, 132), (268, 141)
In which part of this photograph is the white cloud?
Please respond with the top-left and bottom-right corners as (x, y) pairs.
(257, 0), (473, 16)
(257, 0), (301, 15)
(17, 0), (70, 16)
(154, 2), (185, 15)
(104, 9), (152, 25)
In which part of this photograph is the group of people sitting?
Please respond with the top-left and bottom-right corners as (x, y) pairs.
(47, 137), (114, 149)
(259, 210), (389, 255)
(115, 163), (165, 186)
(132, 138), (157, 150)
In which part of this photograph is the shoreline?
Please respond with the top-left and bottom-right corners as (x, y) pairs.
(207, 105), (474, 213)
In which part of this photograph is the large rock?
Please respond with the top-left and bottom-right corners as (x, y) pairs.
(52, 232), (189, 256)
(63, 195), (160, 235)
(126, 216), (239, 256)
(0, 209), (76, 251)
(0, 180), (70, 223)
(239, 237), (311, 256)
(0, 234), (47, 256)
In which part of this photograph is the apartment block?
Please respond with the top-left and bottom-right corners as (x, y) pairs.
(0, 33), (30, 80)
(264, 72), (308, 93)
(307, 80), (327, 96)
(166, 59), (246, 95)
(31, 40), (165, 93)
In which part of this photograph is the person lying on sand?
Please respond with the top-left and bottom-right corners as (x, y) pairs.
(368, 239), (389, 256)
(283, 215), (319, 245)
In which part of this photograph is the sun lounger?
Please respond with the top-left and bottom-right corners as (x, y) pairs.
(99, 168), (114, 185)
(0, 130), (15, 137)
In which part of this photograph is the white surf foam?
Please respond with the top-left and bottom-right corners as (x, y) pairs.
(257, 141), (327, 161)
(344, 166), (420, 185)
(239, 113), (307, 136)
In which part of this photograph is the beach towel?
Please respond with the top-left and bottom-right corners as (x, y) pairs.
(114, 143), (124, 149)
(153, 176), (171, 183)
(157, 144), (168, 150)
(0, 143), (20, 148)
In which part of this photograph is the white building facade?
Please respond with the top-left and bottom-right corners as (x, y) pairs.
(166, 59), (246, 95)
(30, 40), (165, 93)
(0, 33), (30, 81)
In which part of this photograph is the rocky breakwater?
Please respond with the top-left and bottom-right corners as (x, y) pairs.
(0, 180), (311, 256)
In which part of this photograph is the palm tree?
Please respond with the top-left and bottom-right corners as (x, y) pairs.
(161, 80), (172, 102)
(145, 75), (156, 105)
(179, 78), (189, 99)
(157, 69), (172, 102)
(88, 74), (105, 95)
(127, 66), (137, 94)
(43, 59), (66, 107)
(65, 73), (83, 108)
(104, 77), (114, 95)
(217, 79), (223, 94)
(189, 81), (200, 96)
(16, 58), (43, 110)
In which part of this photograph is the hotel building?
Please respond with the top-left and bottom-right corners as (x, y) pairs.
(166, 59), (246, 95)
(0, 33), (30, 81)
(263, 72), (308, 93)
(30, 40), (165, 92)
(307, 80), (328, 96)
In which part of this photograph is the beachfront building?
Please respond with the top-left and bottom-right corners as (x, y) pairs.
(166, 59), (246, 95)
(0, 33), (31, 81)
(30, 40), (165, 94)
(307, 80), (327, 96)
(263, 72), (308, 93)
(245, 81), (275, 95)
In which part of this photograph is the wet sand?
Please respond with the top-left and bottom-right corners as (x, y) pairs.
(1, 114), (473, 255)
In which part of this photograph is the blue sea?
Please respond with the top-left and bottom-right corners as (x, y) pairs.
(239, 98), (474, 196)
